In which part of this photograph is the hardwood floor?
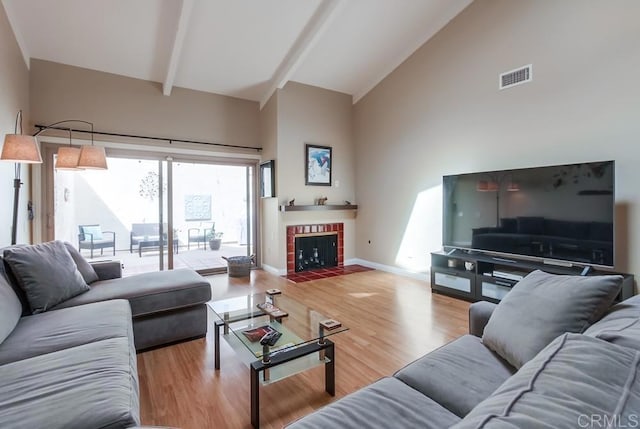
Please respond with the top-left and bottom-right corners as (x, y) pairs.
(138, 269), (470, 428)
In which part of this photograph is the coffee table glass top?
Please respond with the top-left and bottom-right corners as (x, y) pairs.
(208, 293), (348, 359)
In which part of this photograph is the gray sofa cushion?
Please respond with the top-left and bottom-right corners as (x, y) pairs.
(0, 337), (139, 429)
(0, 299), (132, 365)
(584, 294), (640, 351)
(453, 333), (640, 429)
(64, 242), (99, 284)
(482, 270), (622, 368)
(394, 334), (516, 417)
(285, 377), (461, 428)
(53, 269), (211, 316)
(0, 274), (22, 344)
(3, 241), (90, 314)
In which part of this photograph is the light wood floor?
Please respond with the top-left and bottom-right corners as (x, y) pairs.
(137, 269), (470, 428)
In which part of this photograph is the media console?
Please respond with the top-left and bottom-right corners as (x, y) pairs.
(430, 250), (634, 304)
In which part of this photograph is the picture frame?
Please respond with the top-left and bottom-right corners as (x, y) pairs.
(259, 160), (275, 198)
(305, 144), (332, 186)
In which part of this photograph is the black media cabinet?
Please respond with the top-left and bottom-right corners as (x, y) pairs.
(430, 250), (634, 304)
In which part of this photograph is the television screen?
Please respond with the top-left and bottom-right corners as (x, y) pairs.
(443, 161), (615, 267)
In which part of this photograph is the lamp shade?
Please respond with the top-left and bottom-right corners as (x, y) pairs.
(1, 134), (43, 163)
(77, 145), (107, 169)
(55, 146), (82, 170)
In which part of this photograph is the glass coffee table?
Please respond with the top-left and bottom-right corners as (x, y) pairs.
(208, 290), (348, 428)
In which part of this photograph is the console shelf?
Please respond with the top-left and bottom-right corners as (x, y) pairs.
(280, 204), (358, 212)
(430, 250), (634, 304)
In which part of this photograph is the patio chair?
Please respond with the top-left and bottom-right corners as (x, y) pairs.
(78, 224), (116, 258)
(188, 222), (214, 250)
(130, 223), (167, 253)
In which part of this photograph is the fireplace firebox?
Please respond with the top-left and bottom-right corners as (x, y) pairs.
(286, 223), (344, 275)
(295, 234), (338, 272)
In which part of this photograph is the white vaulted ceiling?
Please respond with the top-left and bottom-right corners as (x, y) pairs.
(2, 0), (472, 107)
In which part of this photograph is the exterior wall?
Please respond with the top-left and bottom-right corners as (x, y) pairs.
(354, 0), (640, 275)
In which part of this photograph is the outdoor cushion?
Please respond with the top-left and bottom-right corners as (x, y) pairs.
(0, 300), (132, 365)
(64, 242), (99, 284)
(453, 333), (640, 429)
(482, 270), (622, 368)
(0, 337), (139, 429)
(585, 294), (640, 351)
(285, 377), (461, 429)
(3, 241), (90, 314)
(0, 274), (22, 344)
(394, 334), (515, 417)
(80, 225), (103, 240)
(53, 268), (210, 316)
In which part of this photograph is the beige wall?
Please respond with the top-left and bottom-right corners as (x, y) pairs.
(260, 82), (356, 272)
(259, 93), (279, 268)
(29, 59), (260, 149)
(0, 5), (31, 245)
(354, 0), (640, 275)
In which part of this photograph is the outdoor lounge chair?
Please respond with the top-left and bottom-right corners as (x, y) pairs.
(78, 224), (116, 258)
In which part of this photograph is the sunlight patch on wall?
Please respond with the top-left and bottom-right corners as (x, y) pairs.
(395, 185), (443, 272)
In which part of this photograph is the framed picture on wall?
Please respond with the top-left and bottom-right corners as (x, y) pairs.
(260, 160), (275, 198)
(305, 144), (332, 186)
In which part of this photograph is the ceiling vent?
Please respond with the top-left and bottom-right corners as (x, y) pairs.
(499, 64), (532, 90)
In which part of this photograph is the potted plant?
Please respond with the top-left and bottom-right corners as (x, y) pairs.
(207, 227), (223, 250)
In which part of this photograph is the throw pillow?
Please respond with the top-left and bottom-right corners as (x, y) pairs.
(81, 225), (103, 240)
(482, 270), (622, 369)
(63, 242), (99, 284)
(3, 241), (90, 314)
(0, 274), (22, 344)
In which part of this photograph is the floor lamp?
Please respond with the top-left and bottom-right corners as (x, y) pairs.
(1, 110), (43, 245)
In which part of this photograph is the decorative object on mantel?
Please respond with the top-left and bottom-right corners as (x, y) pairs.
(316, 197), (328, 205)
(288, 198), (295, 206)
(280, 204), (357, 212)
(305, 144), (332, 186)
(345, 200), (351, 205)
(1, 110), (43, 245)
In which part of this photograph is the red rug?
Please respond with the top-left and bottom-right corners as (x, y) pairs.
(284, 264), (374, 283)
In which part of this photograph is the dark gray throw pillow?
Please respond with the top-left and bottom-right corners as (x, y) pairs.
(3, 241), (90, 314)
(63, 242), (99, 284)
(482, 270), (622, 369)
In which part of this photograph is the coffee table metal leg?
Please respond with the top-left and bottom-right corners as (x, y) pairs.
(251, 365), (260, 428)
(325, 341), (335, 396)
(214, 320), (221, 370)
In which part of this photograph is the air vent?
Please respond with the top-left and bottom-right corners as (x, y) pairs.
(499, 64), (532, 90)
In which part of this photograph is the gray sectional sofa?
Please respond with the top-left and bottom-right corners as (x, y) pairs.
(0, 241), (212, 428)
(288, 270), (640, 428)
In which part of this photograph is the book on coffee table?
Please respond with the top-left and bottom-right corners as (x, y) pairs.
(242, 325), (278, 343)
(257, 302), (288, 318)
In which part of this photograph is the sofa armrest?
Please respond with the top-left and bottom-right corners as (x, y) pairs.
(469, 301), (497, 337)
(90, 260), (123, 280)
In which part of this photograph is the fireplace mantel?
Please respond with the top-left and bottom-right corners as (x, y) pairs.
(280, 204), (357, 212)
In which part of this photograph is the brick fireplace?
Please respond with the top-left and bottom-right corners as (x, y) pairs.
(286, 223), (344, 275)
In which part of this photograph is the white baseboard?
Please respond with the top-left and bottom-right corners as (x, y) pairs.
(261, 264), (286, 276)
(347, 258), (428, 281)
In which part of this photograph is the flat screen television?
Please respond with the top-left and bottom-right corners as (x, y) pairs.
(442, 161), (615, 267)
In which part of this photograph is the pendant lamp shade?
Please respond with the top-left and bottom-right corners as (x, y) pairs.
(78, 145), (107, 169)
(1, 134), (43, 163)
(55, 146), (82, 170)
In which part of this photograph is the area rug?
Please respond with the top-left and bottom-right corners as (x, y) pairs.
(284, 264), (374, 283)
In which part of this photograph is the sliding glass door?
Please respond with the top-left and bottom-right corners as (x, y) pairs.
(51, 149), (256, 276)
